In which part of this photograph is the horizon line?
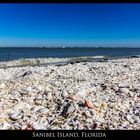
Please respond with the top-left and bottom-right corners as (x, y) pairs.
(0, 46), (140, 48)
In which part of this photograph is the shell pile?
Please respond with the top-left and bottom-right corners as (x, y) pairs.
(0, 58), (140, 130)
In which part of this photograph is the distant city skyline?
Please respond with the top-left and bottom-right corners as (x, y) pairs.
(0, 4), (140, 47)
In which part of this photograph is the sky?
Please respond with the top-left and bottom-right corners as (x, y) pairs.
(0, 4), (140, 47)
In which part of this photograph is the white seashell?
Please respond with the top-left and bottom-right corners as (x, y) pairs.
(38, 85), (44, 91)
(126, 115), (134, 123)
(37, 108), (49, 115)
(0, 83), (6, 89)
(86, 118), (92, 123)
(46, 92), (52, 100)
(119, 88), (129, 94)
(1, 122), (11, 130)
(31, 106), (42, 112)
(92, 101), (100, 108)
(118, 83), (127, 88)
(13, 102), (31, 110)
(85, 110), (92, 118)
(65, 125), (71, 129)
(22, 124), (27, 130)
(19, 90), (28, 95)
(26, 86), (32, 92)
(45, 86), (52, 92)
(121, 122), (128, 127)
(69, 95), (77, 100)
(9, 111), (22, 120)
(129, 92), (134, 97)
(97, 118), (104, 123)
(13, 124), (21, 130)
(36, 94), (42, 99)
(62, 91), (68, 98)
(89, 109), (96, 116)
(77, 90), (87, 98)
(32, 122), (46, 130)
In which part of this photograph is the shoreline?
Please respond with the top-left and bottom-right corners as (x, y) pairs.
(0, 55), (139, 69)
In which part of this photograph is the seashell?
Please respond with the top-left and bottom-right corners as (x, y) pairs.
(38, 85), (44, 91)
(119, 88), (129, 94)
(13, 102), (26, 111)
(85, 110), (92, 118)
(45, 86), (52, 92)
(134, 109), (139, 115)
(121, 122), (128, 127)
(26, 86), (33, 92)
(86, 118), (93, 123)
(92, 101), (100, 108)
(13, 124), (21, 130)
(46, 92), (52, 100)
(32, 106), (43, 112)
(0, 83), (6, 89)
(19, 70), (32, 77)
(62, 91), (68, 98)
(65, 125), (71, 129)
(118, 83), (128, 88)
(77, 124), (84, 130)
(19, 90), (28, 95)
(22, 124), (28, 130)
(100, 102), (108, 110)
(9, 111), (23, 121)
(129, 92), (134, 97)
(32, 122), (46, 130)
(0, 118), (6, 123)
(67, 104), (75, 115)
(85, 100), (94, 109)
(36, 94), (42, 100)
(68, 95), (77, 100)
(37, 108), (49, 115)
(61, 103), (75, 118)
(89, 109), (96, 116)
(126, 115), (134, 123)
(111, 86), (119, 91)
(77, 90), (87, 98)
(34, 99), (42, 105)
(1, 122), (11, 130)
(25, 127), (33, 130)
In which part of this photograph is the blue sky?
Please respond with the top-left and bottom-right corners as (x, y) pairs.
(0, 4), (140, 47)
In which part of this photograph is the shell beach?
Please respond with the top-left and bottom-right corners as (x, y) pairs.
(0, 57), (140, 130)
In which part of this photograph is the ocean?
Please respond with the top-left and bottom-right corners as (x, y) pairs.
(0, 47), (140, 61)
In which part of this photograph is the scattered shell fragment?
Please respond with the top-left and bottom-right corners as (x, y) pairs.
(100, 102), (108, 110)
(9, 111), (23, 121)
(0, 83), (6, 89)
(68, 95), (77, 100)
(61, 103), (75, 118)
(0, 122), (11, 130)
(32, 122), (46, 130)
(119, 88), (129, 94)
(85, 100), (94, 109)
(37, 108), (49, 115)
(13, 123), (21, 130)
(111, 86), (119, 91)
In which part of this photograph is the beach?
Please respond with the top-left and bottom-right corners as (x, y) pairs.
(0, 57), (140, 130)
